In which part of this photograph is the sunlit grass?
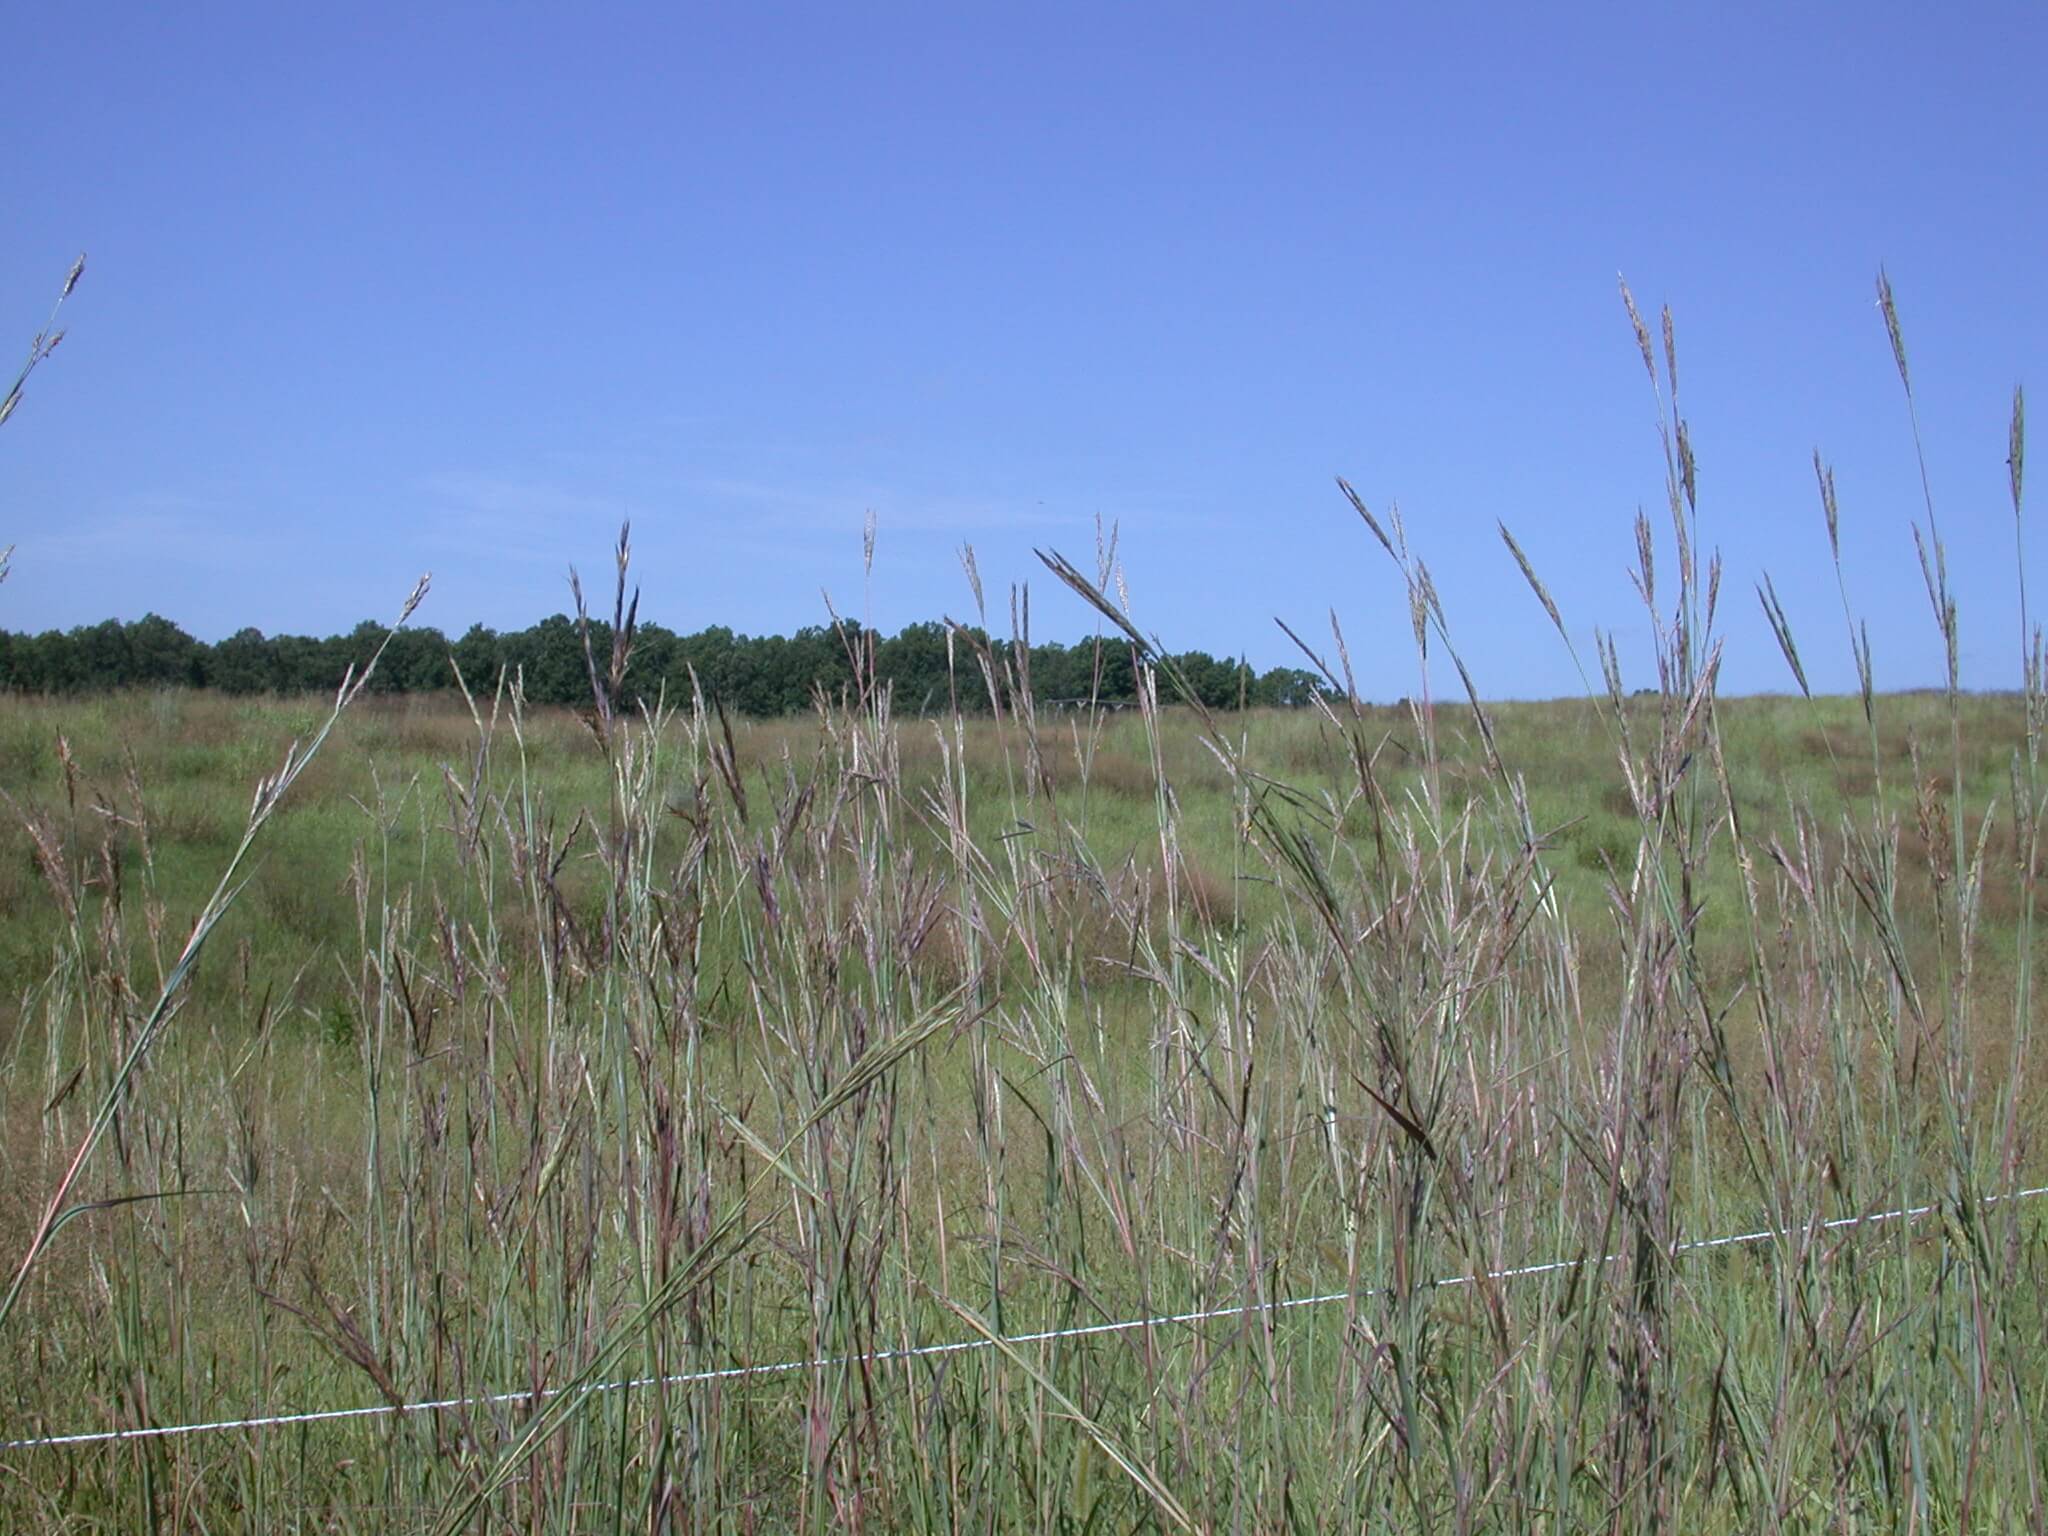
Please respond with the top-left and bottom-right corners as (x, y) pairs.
(0, 287), (2041, 1532)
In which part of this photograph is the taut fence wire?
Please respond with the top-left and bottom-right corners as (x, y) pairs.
(5, 1183), (2044, 1453)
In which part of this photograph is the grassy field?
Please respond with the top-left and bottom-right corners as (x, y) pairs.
(0, 589), (2043, 1531)
(0, 293), (2041, 1531)
(0, 682), (2038, 1079)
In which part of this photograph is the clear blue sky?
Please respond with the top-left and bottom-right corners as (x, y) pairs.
(3, 3), (2041, 698)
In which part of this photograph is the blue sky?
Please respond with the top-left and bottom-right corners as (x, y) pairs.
(2, 3), (2041, 698)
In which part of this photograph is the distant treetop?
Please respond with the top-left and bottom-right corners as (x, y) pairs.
(0, 612), (1331, 714)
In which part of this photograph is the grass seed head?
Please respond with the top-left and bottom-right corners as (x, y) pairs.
(1619, 275), (1656, 386)
(2011, 385), (2026, 516)
(1877, 267), (1910, 395)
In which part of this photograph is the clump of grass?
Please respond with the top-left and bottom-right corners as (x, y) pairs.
(0, 575), (427, 1332)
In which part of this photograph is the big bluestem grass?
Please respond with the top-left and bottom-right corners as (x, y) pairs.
(1, 253), (87, 588)
(0, 285), (2041, 1532)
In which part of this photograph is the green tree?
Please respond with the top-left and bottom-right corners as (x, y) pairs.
(511, 615), (587, 705)
(209, 627), (279, 694)
(71, 618), (133, 688)
(377, 626), (449, 694)
(629, 622), (677, 707)
(126, 614), (203, 686)
(269, 633), (345, 694)
(671, 625), (739, 707)
(1252, 666), (1326, 708)
(451, 623), (502, 693)
(875, 620), (953, 713)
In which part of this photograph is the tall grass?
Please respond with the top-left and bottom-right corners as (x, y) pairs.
(0, 285), (2042, 1533)
(2, 252), (87, 587)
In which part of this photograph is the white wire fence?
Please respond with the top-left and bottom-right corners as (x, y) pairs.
(5, 1182), (2042, 1454)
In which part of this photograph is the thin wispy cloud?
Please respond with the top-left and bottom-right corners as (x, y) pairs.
(5, 5), (2037, 691)
(24, 497), (276, 567)
(415, 471), (649, 564)
(690, 475), (1094, 535)
(419, 462), (1101, 553)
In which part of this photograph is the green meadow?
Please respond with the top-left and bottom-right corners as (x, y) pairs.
(1, 574), (2044, 1531)
(0, 270), (2041, 1534)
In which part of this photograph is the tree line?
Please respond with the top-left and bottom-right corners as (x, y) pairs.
(0, 613), (1331, 714)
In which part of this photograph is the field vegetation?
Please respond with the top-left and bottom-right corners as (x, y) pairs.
(0, 286), (2043, 1532)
